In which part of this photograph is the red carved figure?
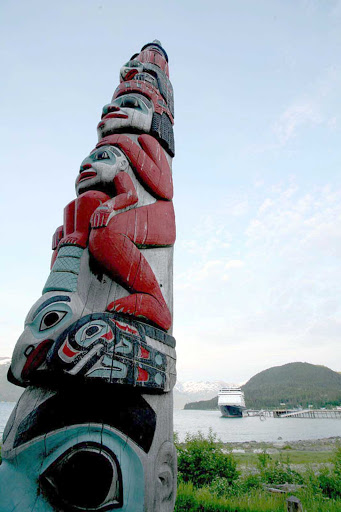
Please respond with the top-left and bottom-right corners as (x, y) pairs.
(53, 134), (175, 331)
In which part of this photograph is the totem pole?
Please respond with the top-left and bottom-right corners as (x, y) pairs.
(0, 40), (177, 512)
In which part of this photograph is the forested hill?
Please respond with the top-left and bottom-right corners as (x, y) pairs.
(243, 362), (341, 409)
(184, 363), (341, 410)
(184, 396), (218, 410)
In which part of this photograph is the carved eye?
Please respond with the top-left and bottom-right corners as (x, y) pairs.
(96, 151), (110, 160)
(40, 311), (67, 331)
(40, 444), (123, 511)
(121, 96), (140, 109)
(85, 325), (101, 338)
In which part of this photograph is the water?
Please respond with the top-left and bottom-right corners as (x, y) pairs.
(1, 403), (340, 443)
(174, 410), (341, 443)
(0, 402), (15, 437)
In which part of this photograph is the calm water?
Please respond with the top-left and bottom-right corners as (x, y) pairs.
(0, 402), (16, 437)
(174, 409), (341, 443)
(1, 403), (340, 443)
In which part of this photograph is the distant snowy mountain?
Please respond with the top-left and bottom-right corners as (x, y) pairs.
(174, 380), (239, 409)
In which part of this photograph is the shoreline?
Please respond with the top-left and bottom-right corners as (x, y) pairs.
(222, 436), (341, 453)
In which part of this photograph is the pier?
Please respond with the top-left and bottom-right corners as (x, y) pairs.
(244, 409), (341, 419)
(245, 409), (273, 417)
(276, 409), (341, 419)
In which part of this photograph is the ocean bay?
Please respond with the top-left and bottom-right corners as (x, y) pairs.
(173, 409), (341, 443)
(1, 403), (340, 444)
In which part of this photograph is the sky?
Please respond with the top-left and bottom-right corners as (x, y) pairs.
(1, 0), (341, 384)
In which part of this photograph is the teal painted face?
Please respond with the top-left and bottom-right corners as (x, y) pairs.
(76, 145), (128, 195)
(0, 425), (145, 512)
(97, 94), (153, 139)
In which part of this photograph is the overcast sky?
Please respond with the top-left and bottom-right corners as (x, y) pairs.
(1, 0), (341, 383)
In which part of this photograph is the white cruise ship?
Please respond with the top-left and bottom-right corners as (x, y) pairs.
(218, 387), (246, 418)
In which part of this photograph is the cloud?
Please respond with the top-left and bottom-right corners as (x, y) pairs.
(174, 179), (341, 381)
(249, 66), (341, 154)
(274, 102), (322, 145)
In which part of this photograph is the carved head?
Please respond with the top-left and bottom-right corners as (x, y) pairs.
(120, 59), (144, 82)
(0, 387), (149, 511)
(97, 93), (153, 140)
(9, 292), (85, 386)
(76, 145), (129, 196)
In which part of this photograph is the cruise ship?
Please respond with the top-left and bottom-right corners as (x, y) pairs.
(218, 387), (246, 418)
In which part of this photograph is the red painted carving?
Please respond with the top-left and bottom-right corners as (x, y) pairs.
(53, 135), (175, 331)
(137, 366), (149, 382)
(91, 201), (174, 330)
(139, 346), (150, 359)
(138, 49), (169, 77)
(59, 190), (110, 248)
(97, 134), (173, 199)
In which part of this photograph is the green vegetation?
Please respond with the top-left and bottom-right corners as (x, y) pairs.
(184, 362), (341, 410)
(184, 396), (218, 410)
(243, 362), (341, 409)
(233, 450), (333, 466)
(176, 430), (239, 487)
(175, 431), (341, 512)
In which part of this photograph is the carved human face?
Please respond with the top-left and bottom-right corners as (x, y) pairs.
(119, 59), (143, 81)
(76, 145), (128, 196)
(97, 94), (153, 139)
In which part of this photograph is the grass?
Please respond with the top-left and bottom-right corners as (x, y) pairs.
(175, 482), (287, 512)
(175, 483), (341, 512)
(233, 450), (333, 466)
(175, 431), (341, 511)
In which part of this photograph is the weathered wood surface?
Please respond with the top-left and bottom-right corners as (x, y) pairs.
(0, 40), (176, 511)
(286, 496), (303, 512)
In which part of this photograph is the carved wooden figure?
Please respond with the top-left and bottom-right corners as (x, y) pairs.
(0, 40), (177, 512)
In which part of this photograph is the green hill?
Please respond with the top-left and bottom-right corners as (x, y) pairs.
(184, 396), (218, 410)
(243, 362), (341, 409)
(184, 363), (341, 410)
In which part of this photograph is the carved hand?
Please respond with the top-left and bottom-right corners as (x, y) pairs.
(90, 204), (114, 228)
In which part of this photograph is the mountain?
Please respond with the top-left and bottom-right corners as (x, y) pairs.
(174, 381), (232, 409)
(184, 396), (218, 410)
(0, 358), (23, 402)
(184, 363), (341, 410)
(243, 362), (341, 409)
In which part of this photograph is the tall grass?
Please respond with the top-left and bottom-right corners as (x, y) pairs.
(175, 431), (341, 512)
(176, 482), (286, 512)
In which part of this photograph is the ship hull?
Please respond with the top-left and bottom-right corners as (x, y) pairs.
(219, 405), (244, 418)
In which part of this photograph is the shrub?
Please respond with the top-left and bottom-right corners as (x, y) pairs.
(175, 429), (239, 488)
(257, 451), (303, 485)
(316, 466), (341, 499)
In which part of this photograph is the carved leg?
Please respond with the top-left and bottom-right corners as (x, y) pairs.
(89, 202), (175, 330)
(59, 191), (110, 248)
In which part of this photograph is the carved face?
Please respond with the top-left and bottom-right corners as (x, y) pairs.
(0, 385), (176, 512)
(76, 145), (128, 195)
(0, 390), (146, 512)
(97, 94), (153, 140)
(9, 292), (84, 386)
(120, 59), (143, 81)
